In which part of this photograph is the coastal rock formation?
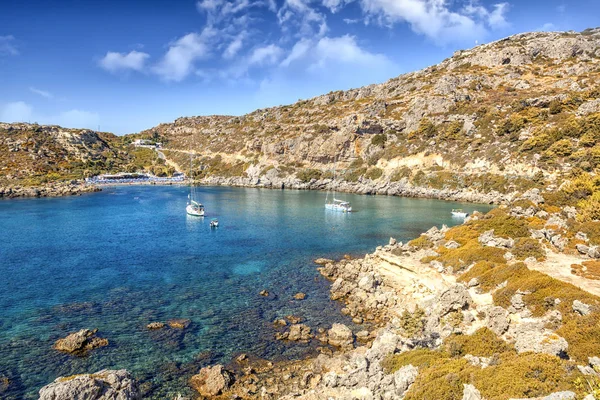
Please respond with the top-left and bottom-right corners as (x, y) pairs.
(0, 182), (100, 198)
(53, 329), (108, 355)
(189, 365), (233, 397)
(327, 323), (354, 348)
(38, 369), (140, 400)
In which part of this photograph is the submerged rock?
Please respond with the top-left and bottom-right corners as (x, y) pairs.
(146, 322), (165, 330)
(53, 329), (108, 355)
(167, 319), (191, 329)
(190, 365), (233, 397)
(39, 369), (140, 400)
(294, 292), (306, 300)
(287, 324), (312, 341)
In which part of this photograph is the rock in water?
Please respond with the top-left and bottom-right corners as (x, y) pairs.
(146, 322), (165, 330)
(294, 292), (306, 300)
(327, 323), (354, 348)
(190, 365), (233, 397)
(53, 329), (108, 355)
(167, 319), (191, 329)
(39, 369), (140, 400)
(287, 324), (312, 341)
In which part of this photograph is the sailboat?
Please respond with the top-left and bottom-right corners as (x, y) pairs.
(325, 161), (352, 213)
(186, 151), (205, 217)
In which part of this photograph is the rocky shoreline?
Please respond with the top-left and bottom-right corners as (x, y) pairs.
(198, 175), (511, 205)
(0, 181), (100, 199)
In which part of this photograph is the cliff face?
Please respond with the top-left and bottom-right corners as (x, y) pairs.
(143, 28), (600, 198)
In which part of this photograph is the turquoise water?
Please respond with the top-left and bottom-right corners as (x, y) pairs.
(0, 186), (493, 398)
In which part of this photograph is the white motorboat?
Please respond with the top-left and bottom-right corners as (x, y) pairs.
(451, 209), (469, 218)
(210, 218), (219, 228)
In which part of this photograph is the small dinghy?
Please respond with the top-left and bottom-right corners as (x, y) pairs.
(451, 209), (469, 218)
(210, 218), (219, 228)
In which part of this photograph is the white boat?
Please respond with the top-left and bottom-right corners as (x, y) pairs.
(186, 151), (205, 217)
(325, 161), (352, 212)
(451, 209), (469, 218)
(210, 218), (219, 228)
(326, 199), (352, 213)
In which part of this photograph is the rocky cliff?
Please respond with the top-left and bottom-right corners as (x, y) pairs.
(142, 28), (600, 202)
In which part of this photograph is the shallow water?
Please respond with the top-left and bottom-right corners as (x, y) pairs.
(0, 186), (493, 398)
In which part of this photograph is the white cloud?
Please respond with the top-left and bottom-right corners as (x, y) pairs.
(153, 31), (213, 82)
(311, 35), (392, 69)
(0, 101), (99, 129)
(53, 109), (100, 129)
(358, 0), (509, 43)
(99, 50), (150, 73)
(322, 0), (344, 13)
(1, 101), (33, 122)
(0, 35), (18, 56)
(223, 32), (247, 59)
(281, 39), (312, 66)
(249, 44), (284, 65)
(29, 87), (54, 99)
(536, 22), (556, 32)
(278, 0), (328, 38)
(343, 18), (360, 24)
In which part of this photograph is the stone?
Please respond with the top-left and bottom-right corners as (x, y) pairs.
(462, 384), (483, 400)
(589, 246), (600, 259)
(573, 300), (592, 316)
(259, 289), (269, 297)
(542, 391), (576, 400)
(394, 365), (418, 395)
(190, 365), (233, 397)
(287, 324), (312, 341)
(487, 306), (509, 335)
(39, 369), (140, 400)
(467, 278), (479, 288)
(146, 322), (165, 330)
(286, 315), (302, 324)
(167, 319), (191, 329)
(273, 318), (287, 327)
(514, 330), (568, 356)
(327, 323), (354, 348)
(53, 329), (108, 355)
(366, 329), (400, 362)
(445, 240), (461, 249)
(438, 284), (473, 316)
(314, 258), (334, 265)
(479, 230), (514, 248)
(236, 353), (247, 363)
(294, 292), (306, 300)
(577, 244), (591, 255)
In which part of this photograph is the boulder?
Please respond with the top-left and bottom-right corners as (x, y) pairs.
(366, 329), (401, 362)
(327, 323), (354, 348)
(514, 330), (568, 356)
(190, 365), (233, 397)
(389, 237), (397, 246)
(479, 230), (514, 248)
(487, 306), (509, 335)
(462, 384), (483, 400)
(445, 240), (461, 249)
(53, 329), (108, 355)
(438, 285), (473, 316)
(394, 365), (418, 395)
(39, 369), (140, 400)
(573, 300), (591, 316)
(287, 324), (312, 341)
(314, 258), (334, 265)
(294, 292), (306, 300)
(146, 322), (165, 330)
(576, 244), (590, 255)
(589, 246), (600, 259)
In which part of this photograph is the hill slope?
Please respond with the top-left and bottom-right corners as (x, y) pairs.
(144, 28), (600, 201)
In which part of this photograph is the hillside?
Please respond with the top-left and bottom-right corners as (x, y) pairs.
(142, 28), (600, 202)
(0, 123), (173, 189)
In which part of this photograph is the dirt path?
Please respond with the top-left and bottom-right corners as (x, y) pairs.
(528, 251), (600, 297)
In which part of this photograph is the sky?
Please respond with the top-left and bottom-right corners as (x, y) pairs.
(0, 0), (599, 135)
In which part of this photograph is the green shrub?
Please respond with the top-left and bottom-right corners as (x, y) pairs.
(390, 166), (412, 182)
(512, 238), (546, 260)
(365, 167), (383, 180)
(444, 328), (515, 357)
(399, 307), (426, 337)
(296, 168), (322, 182)
(545, 139), (573, 157)
(371, 134), (387, 147)
(549, 100), (563, 114)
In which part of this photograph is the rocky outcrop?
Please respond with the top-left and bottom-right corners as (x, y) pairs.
(327, 323), (354, 348)
(0, 182), (100, 198)
(189, 365), (233, 397)
(39, 370), (140, 400)
(53, 329), (108, 355)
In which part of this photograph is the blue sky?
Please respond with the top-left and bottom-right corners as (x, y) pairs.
(0, 0), (599, 134)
